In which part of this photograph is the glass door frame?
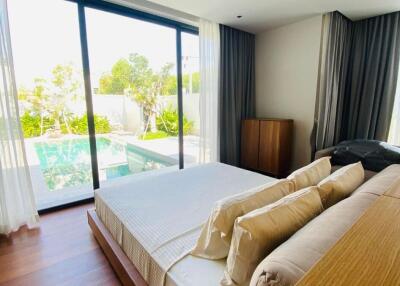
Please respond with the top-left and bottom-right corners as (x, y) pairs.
(69, 0), (198, 190)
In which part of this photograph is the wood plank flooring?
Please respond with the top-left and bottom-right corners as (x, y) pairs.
(0, 203), (120, 286)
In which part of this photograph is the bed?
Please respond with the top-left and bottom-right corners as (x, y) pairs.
(90, 162), (276, 286)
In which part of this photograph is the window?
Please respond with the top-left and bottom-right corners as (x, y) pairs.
(85, 8), (180, 186)
(9, 0), (92, 209)
(8, 0), (199, 210)
(181, 32), (200, 164)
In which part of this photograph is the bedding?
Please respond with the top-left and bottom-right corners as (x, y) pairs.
(222, 187), (323, 286)
(95, 162), (276, 286)
(287, 157), (331, 190)
(249, 192), (378, 286)
(352, 164), (400, 197)
(165, 255), (225, 286)
(250, 164), (400, 286)
(317, 162), (364, 208)
(192, 179), (295, 260)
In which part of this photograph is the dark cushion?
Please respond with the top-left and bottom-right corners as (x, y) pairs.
(331, 140), (400, 172)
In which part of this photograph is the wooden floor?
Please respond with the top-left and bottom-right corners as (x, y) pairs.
(0, 203), (120, 286)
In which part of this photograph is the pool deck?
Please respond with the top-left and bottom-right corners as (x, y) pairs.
(24, 134), (200, 210)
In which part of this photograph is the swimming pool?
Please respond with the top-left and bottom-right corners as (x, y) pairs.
(34, 137), (175, 191)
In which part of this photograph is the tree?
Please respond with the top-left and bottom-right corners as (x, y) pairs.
(183, 72), (200, 94)
(22, 63), (82, 136)
(98, 54), (200, 96)
(161, 75), (177, 95)
(49, 64), (82, 133)
(98, 58), (132, 94)
(99, 53), (175, 134)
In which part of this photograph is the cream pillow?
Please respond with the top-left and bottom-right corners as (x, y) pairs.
(317, 162), (364, 208)
(191, 179), (295, 259)
(287, 157), (331, 190)
(222, 187), (323, 286)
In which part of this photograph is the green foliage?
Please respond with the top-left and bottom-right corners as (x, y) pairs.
(139, 130), (168, 140)
(98, 59), (133, 94)
(156, 107), (193, 136)
(161, 75), (177, 95)
(17, 86), (29, 100)
(20, 112), (54, 138)
(69, 114), (111, 135)
(20, 63), (83, 135)
(94, 115), (111, 134)
(98, 54), (155, 96)
(98, 54), (200, 97)
(159, 72), (200, 96)
(20, 112), (111, 137)
(52, 64), (81, 100)
(99, 54), (176, 125)
(183, 72), (200, 94)
(20, 112), (40, 138)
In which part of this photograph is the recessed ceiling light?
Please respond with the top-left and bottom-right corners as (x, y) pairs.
(237, 15), (242, 19)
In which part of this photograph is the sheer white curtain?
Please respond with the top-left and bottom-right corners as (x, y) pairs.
(388, 70), (400, 145)
(0, 0), (38, 234)
(198, 19), (220, 163)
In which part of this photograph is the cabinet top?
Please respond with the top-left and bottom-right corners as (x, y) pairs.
(244, 118), (293, 122)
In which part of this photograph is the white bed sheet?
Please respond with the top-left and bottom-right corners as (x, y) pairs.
(165, 255), (226, 286)
(95, 162), (276, 285)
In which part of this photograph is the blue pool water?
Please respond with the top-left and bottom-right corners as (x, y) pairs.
(34, 137), (173, 191)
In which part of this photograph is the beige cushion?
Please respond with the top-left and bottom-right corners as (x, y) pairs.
(287, 157), (331, 190)
(317, 162), (364, 208)
(250, 192), (377, 286)
(222, 187), (323, 286)
(191, 180), (295, 259)
(352, 164), (400, 197)
(331, 165), (376, 181)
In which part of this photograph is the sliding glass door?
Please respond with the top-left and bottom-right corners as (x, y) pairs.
(85, 8), (179, 186)
(8, 0), (93, 209)
(181, 32), (200, 165)
(8, 0), (198, 210)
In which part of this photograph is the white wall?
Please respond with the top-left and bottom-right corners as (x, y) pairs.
(66, 94), (200, 135)
(255, 15), (323, 170)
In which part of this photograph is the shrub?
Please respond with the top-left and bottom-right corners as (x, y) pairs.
(20, 112), (41, 138)
(156, 107), (193, 136)
(70, 114), (111, 135)
(20, 112), (55, 138)
(20, 112), (111, 137)
(94, 115), (112, 134)
(139, 130), (168, 140)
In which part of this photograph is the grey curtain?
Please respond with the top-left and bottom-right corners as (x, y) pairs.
(315, 12), (352, 151)
(219, 25), (255, 166)
(341, 12), (400, 141)
(314, 11), (400, 152)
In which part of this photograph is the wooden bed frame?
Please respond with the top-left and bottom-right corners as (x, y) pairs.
(87, 210), (148, 286)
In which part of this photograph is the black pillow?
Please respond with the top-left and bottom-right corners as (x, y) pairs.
(331, 140), (400, 172)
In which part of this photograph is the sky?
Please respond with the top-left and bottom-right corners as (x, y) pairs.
(8, 0), (199, 89)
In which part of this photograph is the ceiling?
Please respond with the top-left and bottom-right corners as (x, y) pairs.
(136, 0), (400, 33)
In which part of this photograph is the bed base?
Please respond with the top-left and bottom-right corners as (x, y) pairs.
(87, 210), (148, 286)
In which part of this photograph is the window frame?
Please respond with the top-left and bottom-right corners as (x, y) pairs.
(70, 0), (198, 190)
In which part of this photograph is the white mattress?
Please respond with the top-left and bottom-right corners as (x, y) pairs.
(95, 162), (276, 286)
